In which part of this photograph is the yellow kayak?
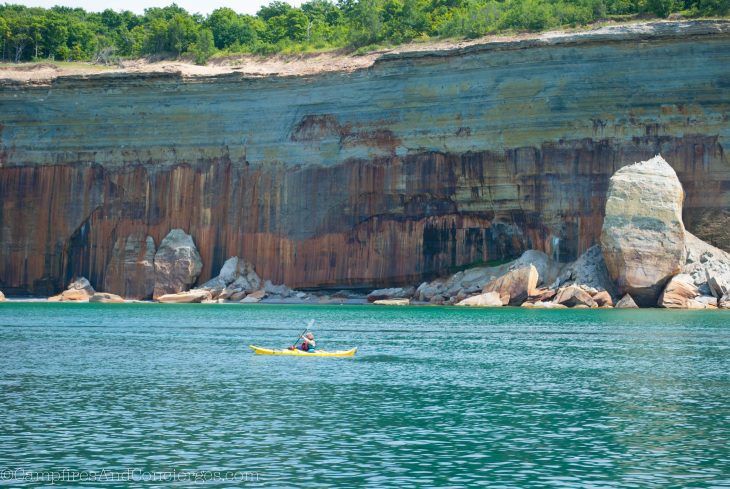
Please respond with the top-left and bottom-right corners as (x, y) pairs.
(249, 345), (357, 357)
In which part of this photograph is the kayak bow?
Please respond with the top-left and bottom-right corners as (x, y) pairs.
(249, 345), (357, 357)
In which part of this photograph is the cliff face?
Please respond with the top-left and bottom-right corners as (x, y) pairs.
(1, 21), (730, 296)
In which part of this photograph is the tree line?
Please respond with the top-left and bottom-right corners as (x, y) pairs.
(1, 0), (728, 64)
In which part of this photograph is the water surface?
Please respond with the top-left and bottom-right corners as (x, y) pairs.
(1, 303), (729, 487)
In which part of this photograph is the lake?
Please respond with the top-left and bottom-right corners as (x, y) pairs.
(1, 303), (729, 487)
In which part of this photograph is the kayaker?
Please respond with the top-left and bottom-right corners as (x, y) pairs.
(299, 332), (316, 352)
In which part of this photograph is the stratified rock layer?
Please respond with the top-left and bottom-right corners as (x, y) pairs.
(600, 156), (686, 306)
(1, 22), (730, 294)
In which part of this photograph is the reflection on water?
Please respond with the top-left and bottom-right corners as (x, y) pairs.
(1, 303), (729, 487)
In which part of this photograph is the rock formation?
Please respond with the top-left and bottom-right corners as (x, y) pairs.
(89, 292), (125, 303)
(0, 291), (5, 301)
(48, 277), (95, 302)
(199, 256), (262, 300)
(554, 285), (597, 308)
(373, 299), (411, 306)
(615, 294), (639, 309)
(600, 155), (686, 306)
(104, 233), (157, 300)
(682, 232), (730, 298)
(691, 296), (718, 309)
(368, 287), (415, 302)
(552, 246), (617, 298)
(2, 22), (730, 295)
(157, 289), (212, 303)
(152, 229), (203, 300)
(658, 275), (700, 308)
(455, 292), (503, 307)
(482, 265), (538, 306)
(522, 301), (567, 309)
(240, 290), (266, 303)
(592, 291), (613, 307)
(416, 250), (557, 304)
(264, 280), (294, 298)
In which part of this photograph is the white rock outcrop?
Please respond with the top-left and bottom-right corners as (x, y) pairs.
(455, 292), (503, 307)
(48, 277), (95, 302)
(600, 155), (685, 306)
(152, 229), (203, 300)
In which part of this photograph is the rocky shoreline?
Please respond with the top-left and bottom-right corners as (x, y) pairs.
(1, 155), (728, 310)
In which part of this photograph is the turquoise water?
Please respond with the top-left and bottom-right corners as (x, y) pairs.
(1, 303), (729, 488)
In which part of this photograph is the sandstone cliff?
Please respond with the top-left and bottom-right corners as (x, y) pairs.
(1, 21), (729, 296)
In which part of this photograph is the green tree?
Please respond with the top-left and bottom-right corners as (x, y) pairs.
(167, 13), (198, 55)
(191, 27), (214, 63)
(41, 15), (69, 59)
(346, 0), (384, 46)
(0, 16), (9, 61)
(257, 1), (294, 21)
(646, 0), (677, 16)
(207, 8), (258, 49)
(266, 8), (309, 42)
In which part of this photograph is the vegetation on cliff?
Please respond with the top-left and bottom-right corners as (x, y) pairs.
(1, 0), (728, 64)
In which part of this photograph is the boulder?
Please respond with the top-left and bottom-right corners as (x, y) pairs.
(600, 155), (685, 306)
(592, 291), (614, 307)
(521, 301), (567, 309)
(89, 292), (125, 303)
(414, 250), (559, 303)
(683, 232), (730, 297)
(551, 245), (617, 297)
(554, 285), (597, 308)
(658, 274), (699, 308)
(373, 299), (410, 306)
(264, 280), (294, 298)
(157, 289), (211, 303)
(720, 294), (730, 309)
(429, 294), (446, 305)
(415, 280), (444, 302)
(200, 257), (262, 295)
(229, 290), (247, 301)
(528, 288), (556, 302)
(153, 229), (203, 300)
(455, 292), (503, 307)
(684, 296), (717, 309)
(693, 295), (718, 308)
(241, 289), (266, 303)
(48, 277), (95, 302)
(482, 265), (538, 306)
(707, 272), (730, 299)
(0, 291), (4, 302)
(367, 287), (415, 302)
(615, 294), (639, 309)
(103, 233), (156, 299)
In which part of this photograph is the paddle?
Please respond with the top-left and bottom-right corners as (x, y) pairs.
(292, 319), (315, 349)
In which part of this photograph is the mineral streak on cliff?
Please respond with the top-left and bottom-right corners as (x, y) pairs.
(1, 21), (729, 295)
